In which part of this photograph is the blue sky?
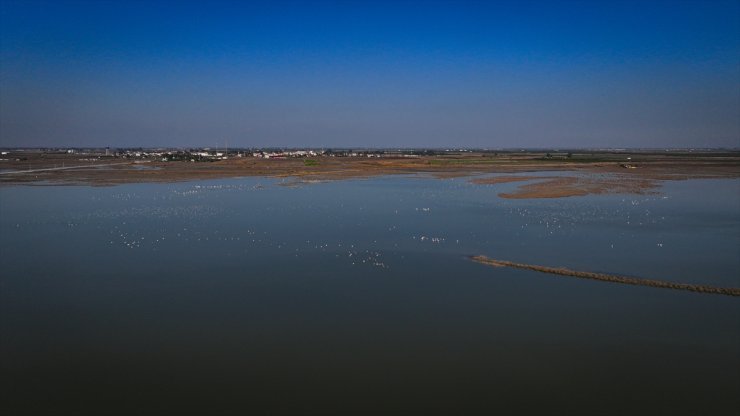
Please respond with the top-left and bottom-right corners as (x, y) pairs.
(1, 0), (738, 148)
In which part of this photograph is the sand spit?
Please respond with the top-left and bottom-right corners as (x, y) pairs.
(494, 176), (660, 199)
(470, 255), (740, 297)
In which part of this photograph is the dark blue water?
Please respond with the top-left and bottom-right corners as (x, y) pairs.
(1, 175), (738, 415)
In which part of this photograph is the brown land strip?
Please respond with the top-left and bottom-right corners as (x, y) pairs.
(493, 176), (660, 199)
(470, 255), (740, 297)
(1, 152), (738, 199)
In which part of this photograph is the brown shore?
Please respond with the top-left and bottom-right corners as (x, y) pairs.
(489, 176), (661, 198)
(1, 150), (738, 198)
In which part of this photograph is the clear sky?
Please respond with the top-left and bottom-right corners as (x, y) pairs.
(1, 0), (738, 149)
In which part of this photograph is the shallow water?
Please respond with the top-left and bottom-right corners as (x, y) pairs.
(1, 175), (738, 415)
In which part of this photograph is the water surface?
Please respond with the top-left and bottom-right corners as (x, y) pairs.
(1, 175), (738, 415)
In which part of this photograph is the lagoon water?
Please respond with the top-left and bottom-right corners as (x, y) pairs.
(1, 175), (739, 414)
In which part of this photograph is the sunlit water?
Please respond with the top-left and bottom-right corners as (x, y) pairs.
(1, 175), (739, 415)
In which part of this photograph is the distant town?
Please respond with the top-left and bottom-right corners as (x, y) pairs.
(2, 146), (736, 164)
(0, 147), (467, 163)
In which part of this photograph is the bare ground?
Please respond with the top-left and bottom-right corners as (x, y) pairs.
(1, 151), (738, 198)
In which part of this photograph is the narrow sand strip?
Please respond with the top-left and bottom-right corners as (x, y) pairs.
(470, 255), (740, 297)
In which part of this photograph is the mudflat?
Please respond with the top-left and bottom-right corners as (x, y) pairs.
(1, 150), (738, 198)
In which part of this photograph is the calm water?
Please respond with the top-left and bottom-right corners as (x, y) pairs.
(1, 175), (739, 415)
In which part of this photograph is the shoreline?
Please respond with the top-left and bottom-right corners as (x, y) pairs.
(1, 151), (738, 198)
